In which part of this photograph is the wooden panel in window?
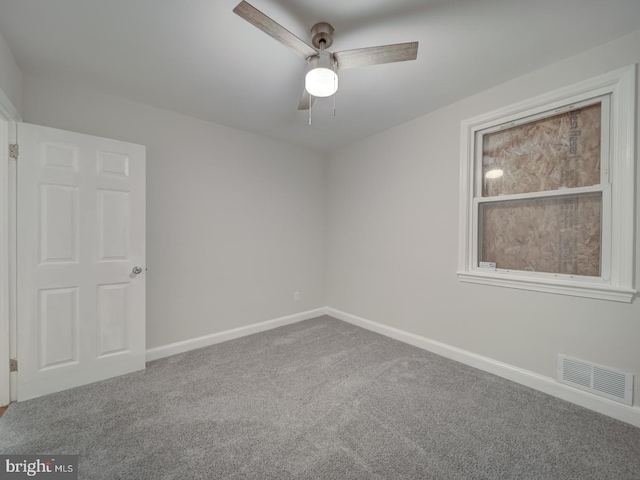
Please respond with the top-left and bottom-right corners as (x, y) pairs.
(482, 103), (601, 197)
(480, 193), (601, 276)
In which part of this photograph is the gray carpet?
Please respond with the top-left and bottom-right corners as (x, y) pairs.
(1, 315), (639, 479)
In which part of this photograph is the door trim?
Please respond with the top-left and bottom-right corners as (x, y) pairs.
(0, 89), (20, 406)
(0, 117), (9, 406)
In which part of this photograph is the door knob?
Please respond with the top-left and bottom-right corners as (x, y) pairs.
(132, 266), (143, 275)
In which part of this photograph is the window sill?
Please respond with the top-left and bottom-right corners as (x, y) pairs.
(457, 271), (636, 303)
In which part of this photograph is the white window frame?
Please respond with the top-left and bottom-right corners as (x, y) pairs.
(458, 65), (636, 303)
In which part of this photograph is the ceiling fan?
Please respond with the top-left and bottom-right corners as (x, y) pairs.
(233, 1), (419, 111)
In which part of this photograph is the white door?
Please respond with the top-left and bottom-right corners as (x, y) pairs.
(17, 123), (145, 401)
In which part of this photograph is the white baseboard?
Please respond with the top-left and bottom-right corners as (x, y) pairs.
(146, 308), (327, 362)
(327, 307), (640, 428)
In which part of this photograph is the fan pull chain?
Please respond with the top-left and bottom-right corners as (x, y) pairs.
(308, 92), (312, 126)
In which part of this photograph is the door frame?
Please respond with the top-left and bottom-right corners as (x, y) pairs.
(0, 87), (20, 406)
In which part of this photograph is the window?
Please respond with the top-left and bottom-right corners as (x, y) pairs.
(458, 66), (636, 302)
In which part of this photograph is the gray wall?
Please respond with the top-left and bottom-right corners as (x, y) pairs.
(325, 29), (640, 406)
(0, 27), (21, 117)
(22, 75), (326, 349)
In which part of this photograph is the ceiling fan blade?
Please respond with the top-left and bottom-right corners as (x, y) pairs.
(334, 42), (418, 70)
(233, 1), (318, 60)
(297, 88), (316, 110)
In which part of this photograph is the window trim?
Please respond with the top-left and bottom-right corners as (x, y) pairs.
(458, 65), (636, 302)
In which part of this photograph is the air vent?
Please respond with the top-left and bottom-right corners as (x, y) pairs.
(558, 355), (633, 406)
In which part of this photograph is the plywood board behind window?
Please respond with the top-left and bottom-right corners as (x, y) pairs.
(480, 193), (601, 276)
(482, 103), (601, 197)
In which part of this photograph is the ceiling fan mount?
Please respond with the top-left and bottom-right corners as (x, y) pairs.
(232, 1), (419, 111)
(310, 22), (334, 50)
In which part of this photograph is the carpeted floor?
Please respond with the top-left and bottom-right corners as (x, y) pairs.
(1, 315), (639, 479)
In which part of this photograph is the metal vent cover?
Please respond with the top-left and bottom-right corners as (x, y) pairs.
(558, 355), (633, 406)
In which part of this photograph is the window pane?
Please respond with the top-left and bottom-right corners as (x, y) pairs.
(482, 103), (601, 197)
(479, 193), (601, 276)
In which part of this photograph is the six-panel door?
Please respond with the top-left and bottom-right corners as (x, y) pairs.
(17, 123), (146, 401)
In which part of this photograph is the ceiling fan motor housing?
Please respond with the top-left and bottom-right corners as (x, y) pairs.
(311, 22), (334, 49)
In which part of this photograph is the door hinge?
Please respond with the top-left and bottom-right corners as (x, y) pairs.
(9, 144), (18, 159)
(9, 358), (17, 372)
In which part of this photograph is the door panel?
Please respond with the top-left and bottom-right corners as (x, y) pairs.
(38, 287), (78, 369)
(17, 123), (145, 401)
(39, 184), (78, 263)
(97, 189), (130, 260)
(97, 283), (129, 356)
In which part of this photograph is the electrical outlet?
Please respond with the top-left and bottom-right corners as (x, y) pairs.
(293, 291), (300, 302)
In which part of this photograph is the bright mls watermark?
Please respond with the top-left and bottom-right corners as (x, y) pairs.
(0, 456), (77, 479)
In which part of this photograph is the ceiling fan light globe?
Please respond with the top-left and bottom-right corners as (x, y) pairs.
(305, 68), (338, 97)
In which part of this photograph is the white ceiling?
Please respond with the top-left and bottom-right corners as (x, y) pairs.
(0, 0), (639, 153)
